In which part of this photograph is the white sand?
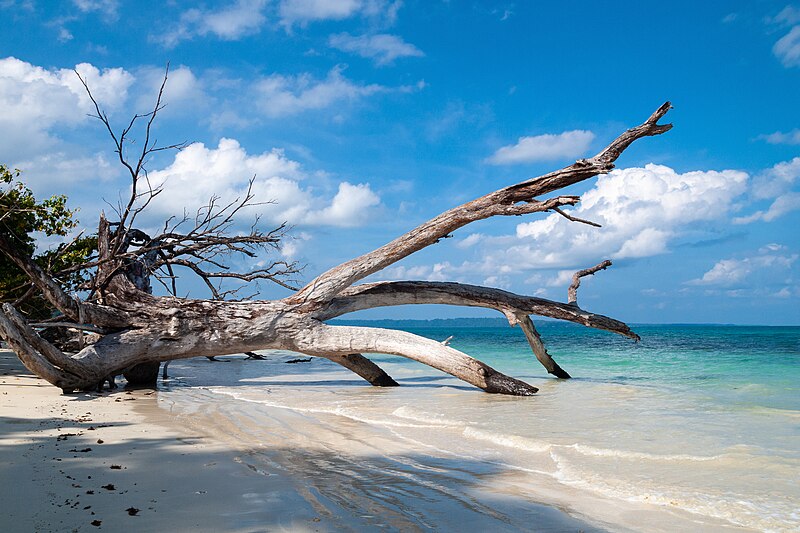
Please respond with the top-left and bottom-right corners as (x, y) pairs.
(0, 350), (322, 532)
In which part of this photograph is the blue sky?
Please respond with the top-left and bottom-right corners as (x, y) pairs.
(1, 0), (798, 325)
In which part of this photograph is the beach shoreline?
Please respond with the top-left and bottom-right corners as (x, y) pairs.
(4, 334), (790, 532)
(0, 349), (607, 532)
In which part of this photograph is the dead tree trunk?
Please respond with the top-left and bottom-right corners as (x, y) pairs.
(0, 97), (672, 395)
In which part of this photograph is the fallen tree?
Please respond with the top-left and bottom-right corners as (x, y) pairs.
(0, 73), (672, 395)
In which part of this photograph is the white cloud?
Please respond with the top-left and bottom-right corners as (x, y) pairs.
(145, 138), (380, 228)
(16, 151), (119, 190)
(304, 182), (380, 226)
(0, 1), (34, 11)
(0, 56), (131, 121)
(72, 0), (119, 20)
(770, 5), (800, 26)
(750, 157), (800, 199)
(0, 56), (133, 158)
(487, 130), (595, 165)
(758, 128), (800, 145)
(508, 164), (749, 268)
(545, 270), (574, 287)
(456, 233), (484, 249)
(254, 66), (385, 117)
(687, 244), (797, 287)
(280, 0), (360, 23)
(58, 28), (74, 42)
(329, 33), (424, 65)
(380, 262), (453, 282)
(768, 6), (800, 68)
(774, 25), (800, 67)
(734, 192), (800, 224)
(156, 0), (268, 47)
(280, 231), (312, 260)
(614, 227), (671, 258)
(134, 65), (206, 113)
(279, 0), (400, 27)
(735, 157), (800, 223)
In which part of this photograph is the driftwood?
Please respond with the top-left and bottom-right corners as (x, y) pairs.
(0, 83), (671, 395)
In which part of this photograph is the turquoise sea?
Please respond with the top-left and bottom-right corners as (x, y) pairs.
(159, 322), (800, 532)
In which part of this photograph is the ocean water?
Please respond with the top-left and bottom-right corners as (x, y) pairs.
(157, 323), (800, 532)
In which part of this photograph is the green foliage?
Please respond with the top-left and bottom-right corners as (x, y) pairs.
(1, 164), (95, 318)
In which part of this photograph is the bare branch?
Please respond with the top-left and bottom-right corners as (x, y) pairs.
(552, 207), (602, 228)
(294, 102), (673, 304)
(568, 260), (612, 306)
(318, 280), (639, 340)
(0, 232), (86, 321)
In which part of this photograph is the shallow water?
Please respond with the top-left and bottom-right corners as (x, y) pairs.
(157, 323), (800, 532)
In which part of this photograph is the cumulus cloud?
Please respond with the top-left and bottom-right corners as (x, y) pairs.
(254, 66), (385, 117)
(504, 164), (749, 268)
(0, 56), (133, 158)
(687, 244), (797, 287)
(155, 0), (268, 47)
(145, 138), (380, 228)
(304, 182), (380, 226)
(329, 33), (424, 65)
(487, 130), (595, 165)
(279, 0), (401, 27)
(758, 128), (800, 145)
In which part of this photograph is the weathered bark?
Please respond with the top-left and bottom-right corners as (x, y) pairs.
(326, 354), (399, 387)
(568, 260), (613, 306)
(515, 315), (570, 379)
(318, 281), (639, 339)
(0, 103), (672, 395)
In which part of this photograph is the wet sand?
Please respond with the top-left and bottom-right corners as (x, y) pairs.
(0, 349), (604, 532)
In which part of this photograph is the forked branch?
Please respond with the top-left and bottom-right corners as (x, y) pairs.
(294, 102), (672, 305)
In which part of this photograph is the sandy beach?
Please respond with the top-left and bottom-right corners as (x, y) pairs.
(4, 328), (794, 533)
(0, 350), (325, 532)
(0, 349), (605, 532)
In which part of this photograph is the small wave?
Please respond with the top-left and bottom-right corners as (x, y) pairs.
(461, 427), (721, 462)
(207, 388), (450, 429)
(463, 427), (553, 453)
(565, 443), (722, 462)
(391, 406), (461, 428)
(746, 406), (800, 419)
